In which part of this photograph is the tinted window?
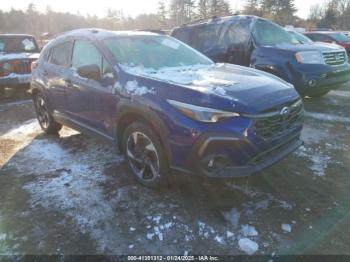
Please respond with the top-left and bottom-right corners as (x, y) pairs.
(72, 40), (102, 70)
(172, 29), (190, 43)
(306, 34), (329, 42)
(50, 42), (72, 67)
(0, 36), (39, 53)
(193, 25), (221, 52)
(222, 20), (251, 47)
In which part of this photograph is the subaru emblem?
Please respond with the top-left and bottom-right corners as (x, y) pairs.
(280, 107), (290, 116)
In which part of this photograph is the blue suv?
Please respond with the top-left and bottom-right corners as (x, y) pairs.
(31, 29), (304, 188)
(171, 15), (350, 97)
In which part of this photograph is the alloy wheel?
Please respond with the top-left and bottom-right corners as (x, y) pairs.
(35, 96), (50, 129)
(126, 131), (160, 182)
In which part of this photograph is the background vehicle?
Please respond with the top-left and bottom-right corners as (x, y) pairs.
(0, 34), (40, 98)
(31, 28), (303, 188)
(286, 30), (313, 44)
(171, 16), (350, 97)
(304, 31), (350, 55)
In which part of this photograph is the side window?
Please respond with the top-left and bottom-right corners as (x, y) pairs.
(222, 21), (251, 47)
(172, 29), (190, 44)
(50, 42), (72, 67)
(102, 57), (113, 78)
(72, 40), (102, 70)
(193, 25), (221, 52)
(41, 47), (51, 62)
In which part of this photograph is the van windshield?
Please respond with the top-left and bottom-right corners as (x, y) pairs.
(253, 19), (300, 46)
(104, 35), (214, 70)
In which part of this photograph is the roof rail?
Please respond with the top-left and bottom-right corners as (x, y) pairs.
(180, 16), (221, 27)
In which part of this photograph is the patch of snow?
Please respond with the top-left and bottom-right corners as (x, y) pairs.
(124, 80), (156, 96)
(152, 215), (162, 224)
(226, 231), (235, 239)
(281, 224), (292, 233)
(184, 251), (189, 256)
(214, 235), (225, 245)
(130, 227), (136, 232)
(222, 208), (240, 228)
(146, 233), (154, 240)
(238, 238), (259, 255)
(128, 244), (134, 249)
(305, 112), (350, 124)
(305, 208), (311, 212)
(294, 146), (331, 176)
(0, 233), (6, 241)
(241, 225), (258, 237)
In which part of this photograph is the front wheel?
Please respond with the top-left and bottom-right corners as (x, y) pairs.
(34, 93), (62, 134)
(122, 121), (169, 189)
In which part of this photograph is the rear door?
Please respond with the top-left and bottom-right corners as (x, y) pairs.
(44, 41), (73, 114)
(66, 39), (117, 137)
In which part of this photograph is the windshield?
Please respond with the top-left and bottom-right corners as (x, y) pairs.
(0, 36), (39, 53)
(104, 35), (213, 70)
(289, 31), (313, 44)
(330, 33), (350, 42)
(253, 19), (300, 46)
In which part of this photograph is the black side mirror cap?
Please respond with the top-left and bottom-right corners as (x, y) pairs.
(77, 64), (101, 82)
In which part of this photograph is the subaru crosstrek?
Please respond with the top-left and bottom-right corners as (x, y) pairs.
(171, 16), (350, 97)
(31, 29), (304, 188)
(0, 34), (40, 97)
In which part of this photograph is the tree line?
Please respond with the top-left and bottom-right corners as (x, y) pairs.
(0, 0), (349, 39)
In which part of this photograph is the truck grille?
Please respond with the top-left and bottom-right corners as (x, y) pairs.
(323, 51), (346, 66)
(12, 60), (32, 74)
(252, 100), (304, 140)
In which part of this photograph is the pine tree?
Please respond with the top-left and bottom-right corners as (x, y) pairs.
(198, 0), (210, 18)
(157, 1), (168, 28)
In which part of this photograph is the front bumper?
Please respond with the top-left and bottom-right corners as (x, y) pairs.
(290, 63), (350, 96)
(0, 74), (31, 88)
(182, 132), (302, 178)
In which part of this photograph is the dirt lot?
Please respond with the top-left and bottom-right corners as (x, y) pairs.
(0, 85), (350, 256)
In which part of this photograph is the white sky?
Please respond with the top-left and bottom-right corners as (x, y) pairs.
(1, 0), (327, 19)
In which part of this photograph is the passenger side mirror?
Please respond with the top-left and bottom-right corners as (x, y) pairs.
(77, 64), (101, 82)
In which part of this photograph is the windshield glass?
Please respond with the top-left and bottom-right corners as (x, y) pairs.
(289, 31), (313, 44)
(330, 33), (350, 42)
(253, 19), (300, 46)
(0, 36), (39, 53)
(104, 35), (214, 70)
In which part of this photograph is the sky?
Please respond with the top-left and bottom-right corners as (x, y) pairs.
(1, 0), (327, 19)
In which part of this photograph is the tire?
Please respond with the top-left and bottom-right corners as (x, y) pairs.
(307, 90), (330, 98)
(33, 92), (62, 134)
(122, 121), (169, 189)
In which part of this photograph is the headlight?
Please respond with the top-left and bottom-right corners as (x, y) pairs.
(295, 51), (324, 64)
(167, 99), (240, 123)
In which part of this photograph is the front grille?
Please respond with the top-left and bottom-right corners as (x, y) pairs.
(12, 60), (32, 74)
(323, 51), (346, 66)
(252, 100), (304, 140)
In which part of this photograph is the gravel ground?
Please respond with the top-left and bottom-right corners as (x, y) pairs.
(0, 85), (350, 256)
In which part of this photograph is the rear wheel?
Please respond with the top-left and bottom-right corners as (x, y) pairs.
(34, 93), (62, 134)
(122, 121), (169, 189)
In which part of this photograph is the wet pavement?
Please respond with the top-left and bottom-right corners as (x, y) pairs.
(0, 86), (349, 256)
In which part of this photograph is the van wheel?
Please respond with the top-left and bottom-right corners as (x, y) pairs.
(123, 121), (169, 189)
(308, 90), (329, 98)
(34, 93), (62, 134)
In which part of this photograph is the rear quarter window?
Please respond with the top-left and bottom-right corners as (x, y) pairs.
(193, 24), (221, 52)
(172, 29), (190, 44)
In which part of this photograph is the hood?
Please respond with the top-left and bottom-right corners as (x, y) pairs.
(121, 63), (300, 114)
(0, 52), (40, 62)
(266, 42), (345, 52)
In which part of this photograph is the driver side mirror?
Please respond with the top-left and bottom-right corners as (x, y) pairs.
(77, 64), (101, 82)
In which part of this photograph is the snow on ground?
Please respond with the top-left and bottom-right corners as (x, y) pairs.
(238, 238), (259, 255)
(305, 112), (350, 124)
(281, 224), (292, 233)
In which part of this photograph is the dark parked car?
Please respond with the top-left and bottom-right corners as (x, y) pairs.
(304, 31), (350, 55)
(31, 29), (304, 188)
(171, 16), (350, 97)
(0, 34), (40, 97)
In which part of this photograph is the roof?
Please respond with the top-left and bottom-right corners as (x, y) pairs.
(0, 34), (35, 37)
(175, 15), (259, 29)
(56, 28), (159, 42)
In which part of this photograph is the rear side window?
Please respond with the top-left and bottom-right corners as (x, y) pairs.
(306, 34), (330, 42)
(221, 20), (251, 47)
(193, 25), (221, 52)
(172, 29), (190, 43)
(50, 41), (72, 67)
(41, 47), (51, 62)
